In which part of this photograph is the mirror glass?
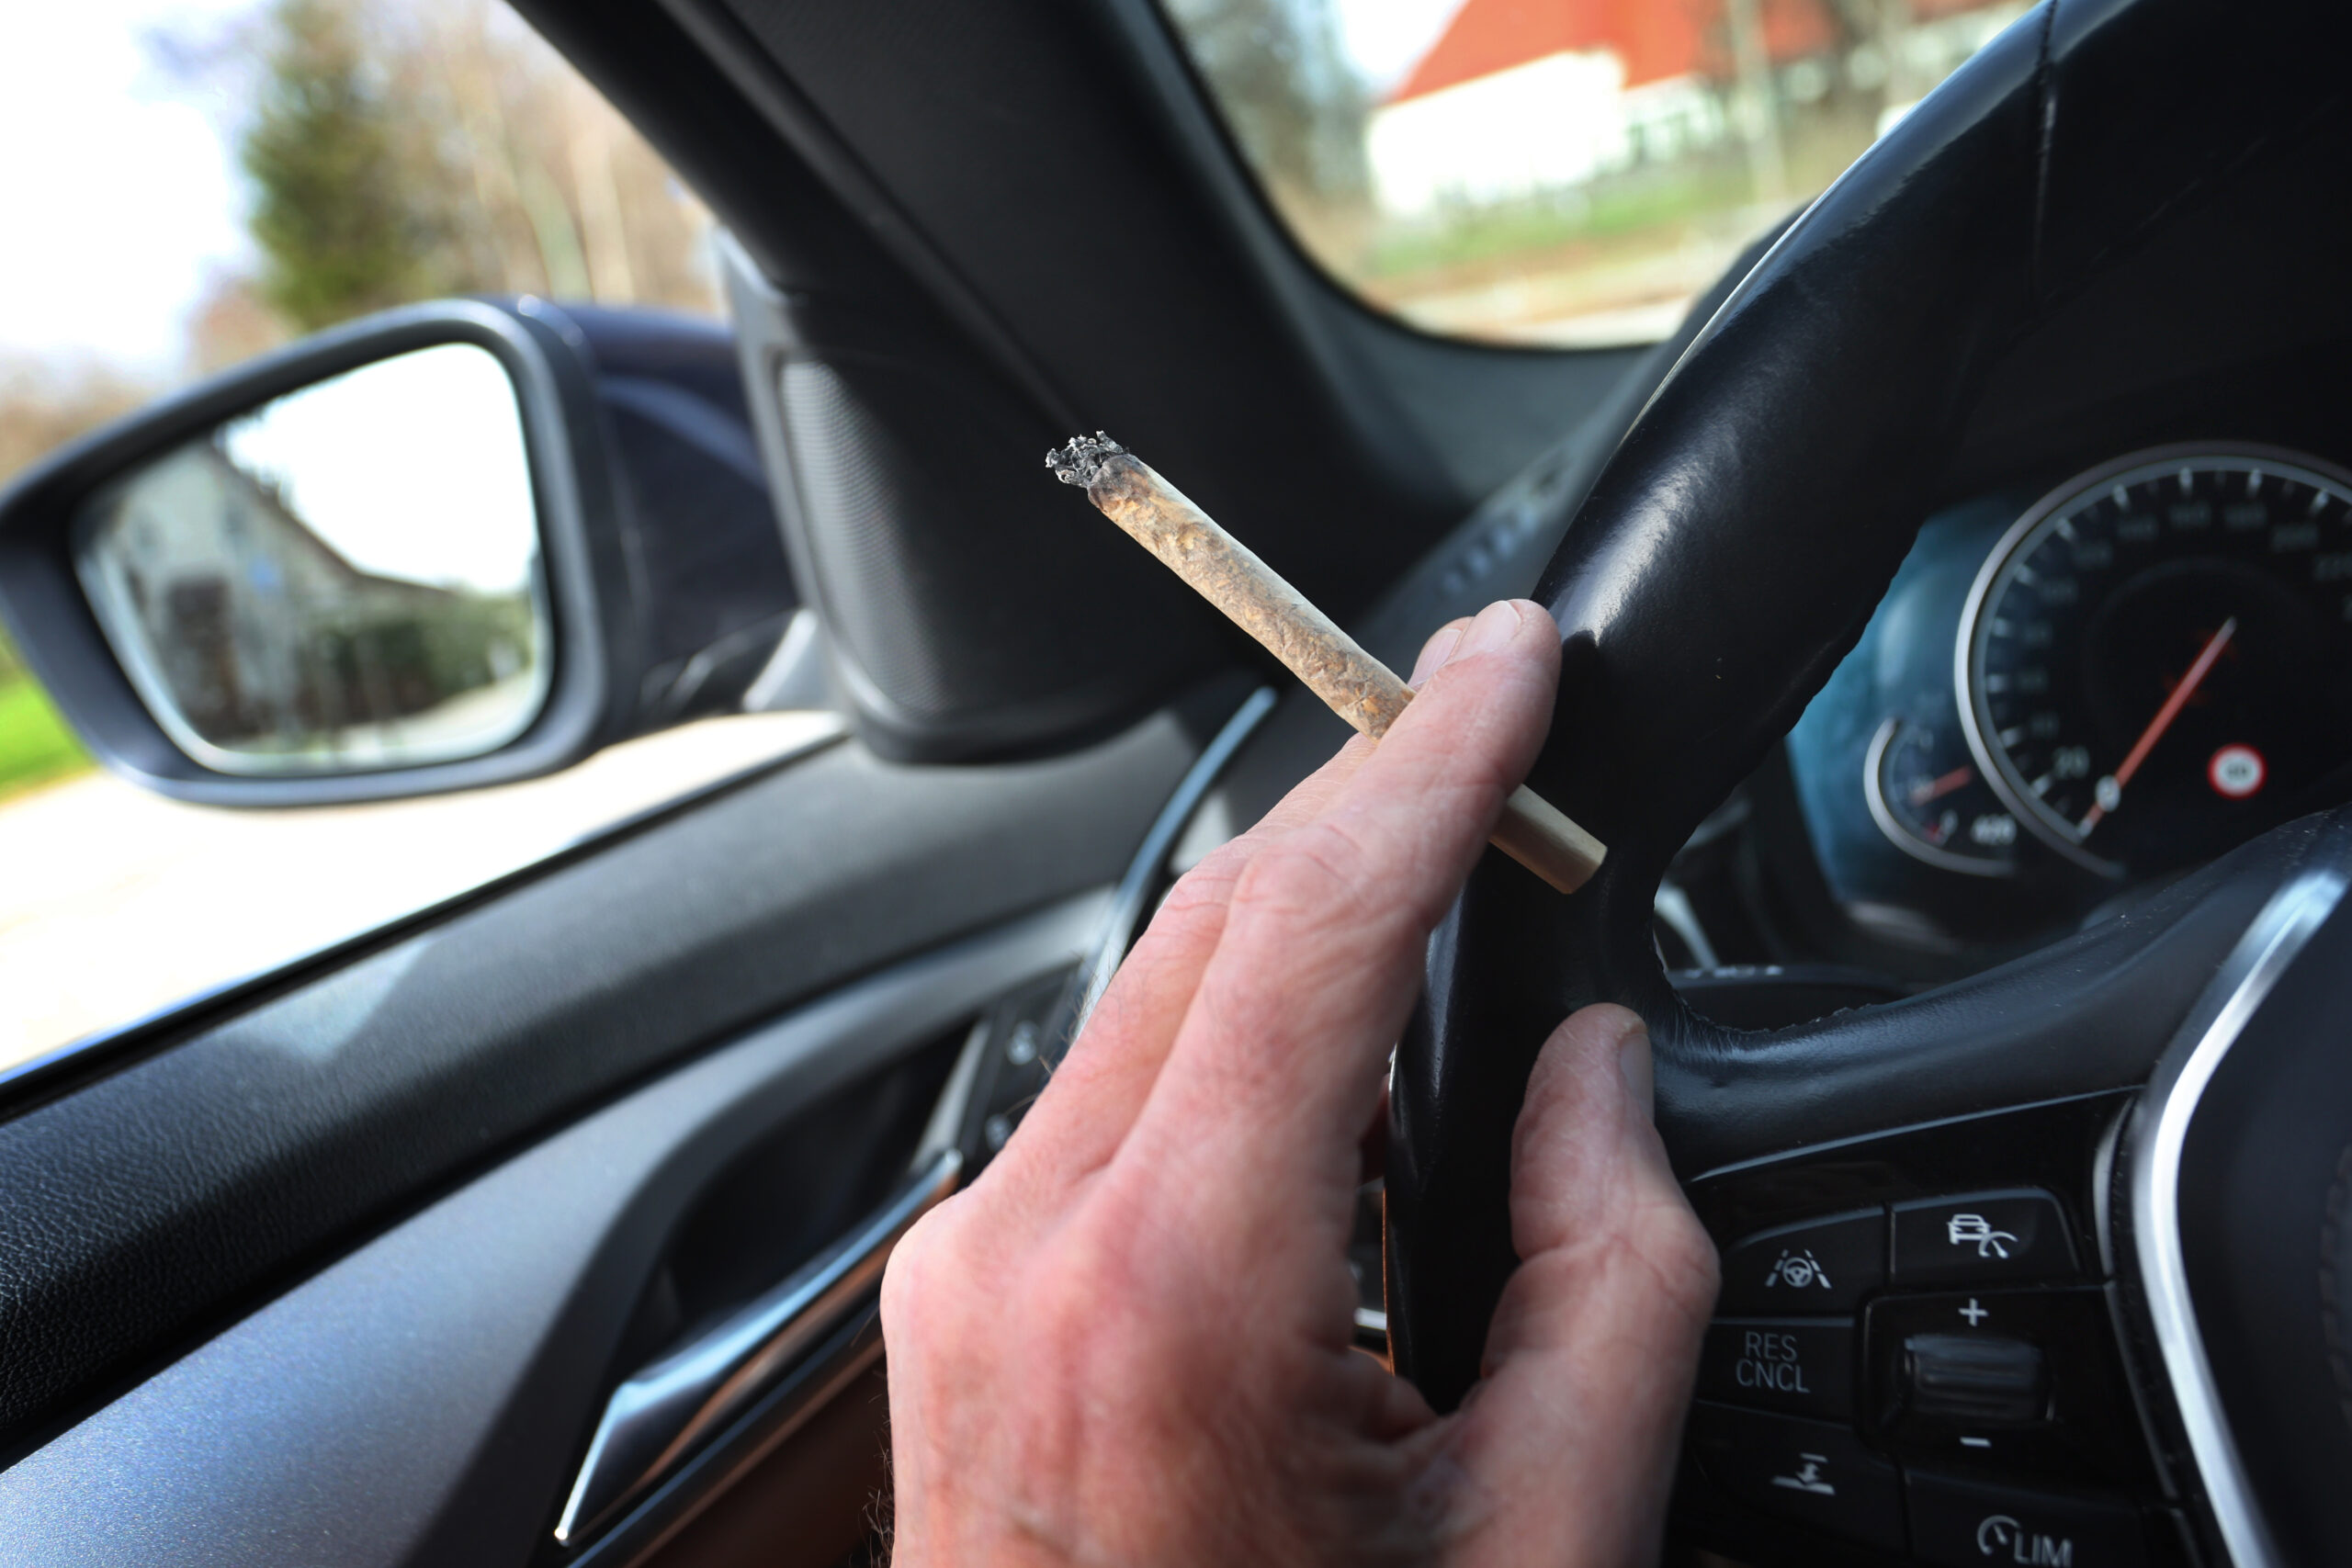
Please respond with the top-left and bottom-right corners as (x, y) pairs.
(74, 344), (551, 774)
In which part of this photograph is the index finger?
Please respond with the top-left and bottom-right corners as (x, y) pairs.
(1119, 600), (1561, 1243)
(991, 615), (1481, 1198)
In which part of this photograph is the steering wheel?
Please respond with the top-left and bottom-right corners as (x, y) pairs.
(1386, 3), (2352, 1563)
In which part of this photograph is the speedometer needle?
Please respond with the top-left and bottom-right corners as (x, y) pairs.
(2078, 615), (2237, 835)
(1908, 765), (1975, 806)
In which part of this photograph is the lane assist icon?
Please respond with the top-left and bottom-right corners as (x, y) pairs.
(1764, 1247), (1832, 1292)
(1947, 1213), (2018, 1259)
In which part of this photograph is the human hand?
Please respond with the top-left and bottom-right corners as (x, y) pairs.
(879, 599), (1720, 1566)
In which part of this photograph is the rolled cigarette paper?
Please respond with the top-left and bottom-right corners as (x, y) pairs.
(1046, 433), (1606, 896)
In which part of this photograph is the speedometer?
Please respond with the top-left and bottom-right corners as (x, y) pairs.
(1958, 446), (2352, 877)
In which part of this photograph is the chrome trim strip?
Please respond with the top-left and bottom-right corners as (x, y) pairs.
(576, 1317), (888, 1568)
(552, 1146), (963, 1546)
(2131, 865), (2349, 1568)
(1073, 685), (1278, 1030)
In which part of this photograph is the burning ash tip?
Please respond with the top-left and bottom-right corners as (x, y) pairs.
(1046, 431), (1125, 487)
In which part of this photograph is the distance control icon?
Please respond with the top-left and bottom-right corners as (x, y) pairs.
(1948, 1213), (2018, 1259)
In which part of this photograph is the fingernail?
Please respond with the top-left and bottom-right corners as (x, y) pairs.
(1408, 619), (1470, 685)
(1615, 1015), (1656, 1116)
(1455, 599), (1528, 661)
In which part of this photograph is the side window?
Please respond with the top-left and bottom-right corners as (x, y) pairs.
(1160, 0), (2030, 346)
(0, 0), (820, 1073)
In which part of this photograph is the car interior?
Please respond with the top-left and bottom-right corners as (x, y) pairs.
(1, 0), (2348, 1563)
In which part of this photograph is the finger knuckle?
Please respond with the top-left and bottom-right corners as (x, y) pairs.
(1230, 821), (1364, 919)
(1637, 1201), (1722, 1325)
(1155, 862), (1237, 928)
(880, 1211), (950, 1323)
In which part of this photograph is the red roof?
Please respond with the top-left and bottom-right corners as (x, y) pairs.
(1390, 0), (1842, 104)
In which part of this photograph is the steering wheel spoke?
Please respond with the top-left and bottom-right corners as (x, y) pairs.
(1397, 807), (2352, 1567)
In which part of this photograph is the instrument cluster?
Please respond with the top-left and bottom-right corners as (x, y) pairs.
(1784, 445), (2352, 963)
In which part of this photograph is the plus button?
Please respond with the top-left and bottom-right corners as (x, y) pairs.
(1958, 1298), (1989, 1326)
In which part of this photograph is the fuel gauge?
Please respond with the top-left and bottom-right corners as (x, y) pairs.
(1865, 717), (2019, 875)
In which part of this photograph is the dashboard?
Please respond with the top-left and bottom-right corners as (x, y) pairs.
(1632, 126), (2352, 1006)
(1783, 442), (2352, 972)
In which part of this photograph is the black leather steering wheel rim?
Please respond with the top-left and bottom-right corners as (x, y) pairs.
(1387, 0), (2352, 1557)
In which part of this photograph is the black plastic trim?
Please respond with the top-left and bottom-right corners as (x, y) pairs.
(0, 893), (1109, 1565)
(510, 0), (1657, 763)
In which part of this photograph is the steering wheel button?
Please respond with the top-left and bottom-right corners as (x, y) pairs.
(1901, 1332), (2049, 1426)
(1687, 1403), (1903, 1551)
(1715, 1208), (1886, 1315)
(1894, 1190), (2076, 1284)
(1697, 1319), (1855, 1420)
(1906, 1472), (2146, 1568)
(1862, 1287), (2153, 1489)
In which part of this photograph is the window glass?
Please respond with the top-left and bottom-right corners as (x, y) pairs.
(1160, 0), (2030, 346)
(0, 0), (821, 1075)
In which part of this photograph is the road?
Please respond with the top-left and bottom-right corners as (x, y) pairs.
(0, 711), (841, 1073)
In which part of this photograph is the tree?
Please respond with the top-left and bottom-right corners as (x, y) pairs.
(0, 360), (148, 491)
(1160, 0), (1372, 265)
(185, 269), (291, 376)
(241, 0), (447, 331)
(390, 0), (718, 312)
(225, 0), (719, 335)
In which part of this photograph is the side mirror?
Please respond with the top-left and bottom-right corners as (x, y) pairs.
(0, 299), (798, 805)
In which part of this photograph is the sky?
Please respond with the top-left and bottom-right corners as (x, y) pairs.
(0, 0), (257, 378)
(1332, 0), (1464, 91)
(220, 343), (540, 592)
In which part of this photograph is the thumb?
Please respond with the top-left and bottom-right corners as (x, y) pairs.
(1438, 1005), (1720, 1567)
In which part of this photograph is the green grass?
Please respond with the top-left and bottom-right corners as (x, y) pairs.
(0, 677), (92, 801)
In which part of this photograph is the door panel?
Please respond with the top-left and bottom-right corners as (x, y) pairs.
(0, 893), (1106, 1566)
(0, 706), (1204, 1462)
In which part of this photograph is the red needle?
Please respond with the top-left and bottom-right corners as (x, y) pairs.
(2078, 615), (2237, 834)
(1908, 765), (1975, 807)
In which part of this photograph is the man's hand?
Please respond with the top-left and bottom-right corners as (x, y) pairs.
(880, 600), (1719, 1565)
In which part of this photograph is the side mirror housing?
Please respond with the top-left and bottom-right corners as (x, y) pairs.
(0, 298), (797, 805)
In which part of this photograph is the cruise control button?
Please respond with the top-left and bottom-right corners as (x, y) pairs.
(1716, 1209), (1886, 1314)
(1894, 1190), (2075, 1285)
(1907, 1472), (2146, 1568)
(1687, 1403), (1903, 1551)
(1862, 1288), (2152, 1488)
(1902, 1332), (2049, 1426)
(1698, 1319), (1854, 1419)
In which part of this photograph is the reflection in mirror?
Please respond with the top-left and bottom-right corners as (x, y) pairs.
(74, 344), (551, 775)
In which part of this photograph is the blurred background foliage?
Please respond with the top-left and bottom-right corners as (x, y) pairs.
(1159, 0), (1374, 265)
(0, 0), (720, 797)
(235, 0), (717, 335)
(1163, 0), (2028, 345)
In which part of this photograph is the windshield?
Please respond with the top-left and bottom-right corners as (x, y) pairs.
(1159, 0), (2028, 347)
